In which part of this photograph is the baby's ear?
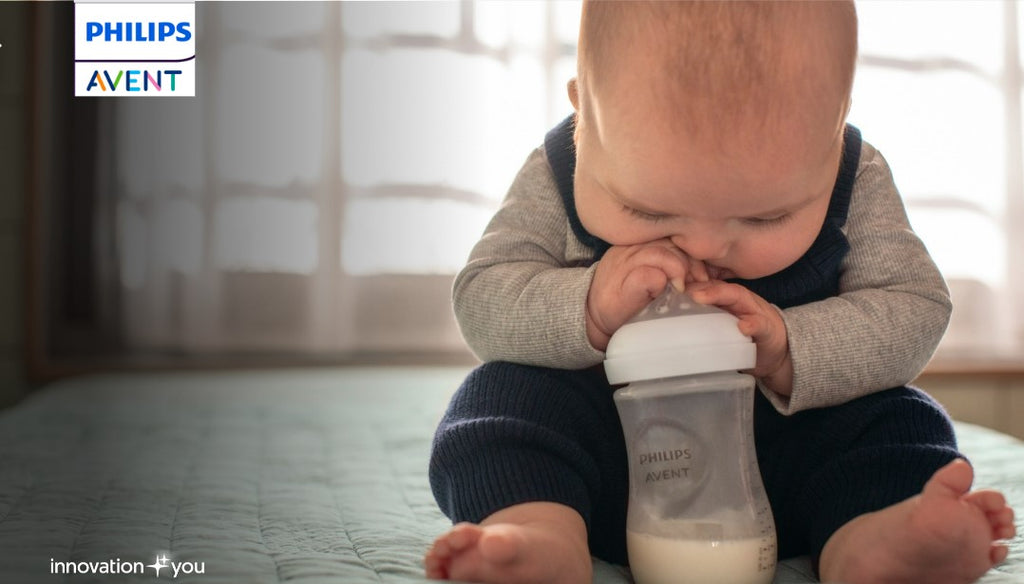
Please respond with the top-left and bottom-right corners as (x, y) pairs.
(567, 77), (580, 111)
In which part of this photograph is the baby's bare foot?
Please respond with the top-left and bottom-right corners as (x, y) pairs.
(424, 502), (592, 584)
(820, 459), (1016, 584)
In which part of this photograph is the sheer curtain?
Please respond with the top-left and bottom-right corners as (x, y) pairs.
(108, 1), (579, 357)
(108, 1), (1023, 367)
(851, 1), (1024, 366)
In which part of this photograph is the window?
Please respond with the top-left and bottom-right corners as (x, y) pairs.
(105, 1), (1023, 367)
(850, 1), (1024, 364)
(109, 1), (580, 357)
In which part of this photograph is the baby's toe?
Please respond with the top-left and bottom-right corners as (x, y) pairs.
(427, 537), (453, 562)
(424, 553), (447, 579)
(446, 522), (484, 551)
(988, 504), (1014, 523)
(991, 514), (1016, 540)
(990, 543), (1010, 565)
(995, 525), (1016, 540)
(982, 505), (1015, 539)
(477, 524), (526, 564)
(425, 539), (453, 579)
(965, 489), (1007, 513)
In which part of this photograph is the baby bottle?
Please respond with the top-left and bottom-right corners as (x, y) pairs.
(605, 286), (777, 584)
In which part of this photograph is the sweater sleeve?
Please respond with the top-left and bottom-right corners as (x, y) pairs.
(763, 142), (953, 414)
(452, 147), (606, 369)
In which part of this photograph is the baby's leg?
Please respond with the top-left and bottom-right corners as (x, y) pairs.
(758, 385), (1016, 583)
(426, 362), (630, 583)
(755, 386), (960, 556)
(819, 458), (1016, 584)
(424, 502), (591, 584)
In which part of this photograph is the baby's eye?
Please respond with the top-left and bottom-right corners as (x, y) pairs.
(742, 213), (791, 228)
(623, 205), (671, 222)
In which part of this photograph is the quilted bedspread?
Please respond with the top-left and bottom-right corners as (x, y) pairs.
(0, 367), (1021, 583)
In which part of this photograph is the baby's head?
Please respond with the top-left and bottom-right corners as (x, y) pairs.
(569, 1), (857, 280)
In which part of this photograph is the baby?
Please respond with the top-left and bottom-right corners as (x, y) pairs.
(426, 2), (1015, 584)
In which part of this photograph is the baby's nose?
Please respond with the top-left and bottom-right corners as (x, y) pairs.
(670, 232), (729, 261)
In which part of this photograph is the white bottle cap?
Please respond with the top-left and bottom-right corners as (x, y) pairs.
(604, 286), (756, 384)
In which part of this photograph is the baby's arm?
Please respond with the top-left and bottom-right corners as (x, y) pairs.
(457, 147), (704, 366)
(453, 147), (603, 369)
(768, 143), (951, 413)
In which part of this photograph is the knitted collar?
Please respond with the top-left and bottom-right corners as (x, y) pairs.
(543, 115), (862, 309)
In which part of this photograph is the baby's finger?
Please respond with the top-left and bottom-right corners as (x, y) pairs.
(685, 256), (710, 284)
(648, 239), (708, 285)
(737, 313), (773, 340)
(689, 281), (761, 317)
(627, 245), (691, 292)
(621, 266), (670, 306)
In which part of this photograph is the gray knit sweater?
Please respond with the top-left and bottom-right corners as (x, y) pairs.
(453, 140), (951, 415)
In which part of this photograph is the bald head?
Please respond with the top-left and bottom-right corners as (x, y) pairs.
(576, 1), (857, 148)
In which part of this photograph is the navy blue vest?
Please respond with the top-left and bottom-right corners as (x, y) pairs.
(543, 115), (862, 309)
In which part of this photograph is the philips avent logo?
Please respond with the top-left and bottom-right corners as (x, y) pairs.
(85, 21), (192, 43)
(75, 1), (196, 97)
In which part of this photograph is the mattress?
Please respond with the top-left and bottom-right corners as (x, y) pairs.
(0, 367), (1020, 583)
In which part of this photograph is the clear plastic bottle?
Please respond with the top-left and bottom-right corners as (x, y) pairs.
(605, 286), (777, 584)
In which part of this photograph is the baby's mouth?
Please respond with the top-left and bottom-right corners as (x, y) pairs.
(706, 265), (733, 281)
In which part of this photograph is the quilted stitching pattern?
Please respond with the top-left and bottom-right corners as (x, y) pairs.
(0, 368), (1020, 583)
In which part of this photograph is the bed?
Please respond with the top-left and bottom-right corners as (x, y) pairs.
(0, 366), (1021, 583)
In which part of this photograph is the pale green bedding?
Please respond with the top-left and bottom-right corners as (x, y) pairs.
(0, 367), (1020, 583)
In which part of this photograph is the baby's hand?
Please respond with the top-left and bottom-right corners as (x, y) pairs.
(688, 281), (794, 397)
(586, 239), (709, 351)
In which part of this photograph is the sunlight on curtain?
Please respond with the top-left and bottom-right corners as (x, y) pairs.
(337, 4), (565, 274)
(110, 1), (1023, 364)
(111, 1), (579, 354)
(851, 1), (1023, 362)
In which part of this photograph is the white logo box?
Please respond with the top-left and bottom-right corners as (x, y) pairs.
(75, 1), (196, 97)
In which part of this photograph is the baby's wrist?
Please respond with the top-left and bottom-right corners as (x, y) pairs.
(585, 313), (611, 352)
(759, 355), (794, 397)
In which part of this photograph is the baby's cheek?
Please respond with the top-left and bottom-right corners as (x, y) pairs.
(732, 244), (800, 280)
(764, 244), (810, 276)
